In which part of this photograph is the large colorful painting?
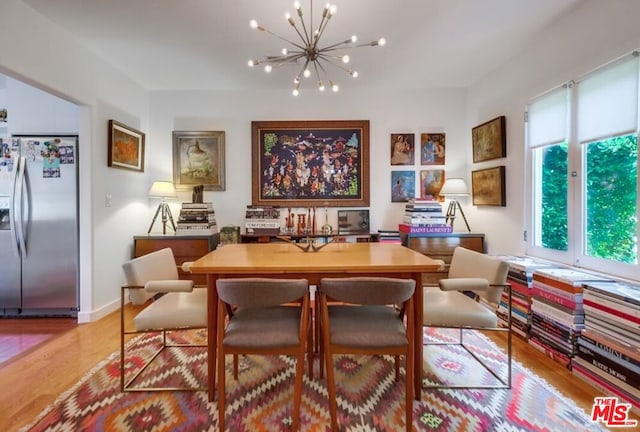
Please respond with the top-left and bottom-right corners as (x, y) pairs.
(251, 120), (369, 207)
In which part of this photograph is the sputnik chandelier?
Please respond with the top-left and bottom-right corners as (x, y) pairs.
(248, 1), (386, 96)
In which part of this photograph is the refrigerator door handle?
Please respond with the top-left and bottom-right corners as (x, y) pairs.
(8, 153), (21, 259)
(15, 155), (27, 258)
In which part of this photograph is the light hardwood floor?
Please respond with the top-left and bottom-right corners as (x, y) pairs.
(0, 307), (636, 431)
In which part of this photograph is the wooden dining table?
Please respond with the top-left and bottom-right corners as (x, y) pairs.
(189, 241), (441, 402)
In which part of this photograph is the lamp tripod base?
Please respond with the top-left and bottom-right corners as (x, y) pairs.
(445, 200), (471, 232)
(148, 202), (176, 234)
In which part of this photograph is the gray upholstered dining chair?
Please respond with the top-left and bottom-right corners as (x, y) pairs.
(216, 278), (311, 432)
(422, 246), (512, 389)
(120, 247), (207, 392)
(318, 277), (416, 432)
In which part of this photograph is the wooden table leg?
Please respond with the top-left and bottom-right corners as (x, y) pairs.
(413, 272), (423, 400)
(208, 274), (219, 402)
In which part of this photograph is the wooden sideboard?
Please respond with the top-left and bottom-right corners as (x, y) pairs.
(400, 232), (485, 284)
(133, 233), (220, 284)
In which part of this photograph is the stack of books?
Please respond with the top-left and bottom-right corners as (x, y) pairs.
(398, 198), (451, 234)
(498, 256), (559, 339)
(245, 205), (281, 235)
(176, 202), (218, 235)
(377, 229), (401, 244)
(572, 281), (640, 411)
(528, 268), (612, 367)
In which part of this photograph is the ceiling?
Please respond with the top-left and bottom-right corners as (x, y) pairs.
(22, 0), (582, 93)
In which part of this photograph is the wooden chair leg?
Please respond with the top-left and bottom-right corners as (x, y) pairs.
(405, 349), (414, 432)
(218, 352), (226, 431)
(293, 348), (306, 432)
(395, 355), (400, 381)
(233, 355), (239, 380)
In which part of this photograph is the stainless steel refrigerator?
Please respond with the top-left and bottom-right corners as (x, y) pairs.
(0, 135), (79, 316)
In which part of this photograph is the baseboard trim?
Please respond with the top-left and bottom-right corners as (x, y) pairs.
(77, 298), (120, 323)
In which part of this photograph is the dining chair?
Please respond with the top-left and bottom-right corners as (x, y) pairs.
(318, 277), (416, 432)
(422, 246), (512, 389)
(216, 278), (311, 432)
(120, 247), (207, 392)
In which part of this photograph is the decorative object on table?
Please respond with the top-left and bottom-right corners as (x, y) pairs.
(276, 235), (334, 252)
(173, 130), (225, 191)
(337, 209), (370, 235)
(219, 226), (241, 245)
(247, 1), (386, 96)
(420, 133), (446, 165)
(24, 328), (609, 431)
(107, 119), (145, 172)
(321, 206), (333, 235)
(192, 184), (204, 203)
(419, 169), (445, 201)
(390, 133), (415, 165)
(472, 116), (506, 163)
(439, 177), (471, 232)
(147, 180), (177, 234)
(245, 205), (281, 235)
(391, 170), (415, 203)
(175, 202), (217, 236)
(251, 120), (369, 207)
(471, 166), (506, 206)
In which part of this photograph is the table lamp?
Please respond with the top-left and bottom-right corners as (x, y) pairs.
(147, 181), (177, 234)
(439, 178), (471, 232)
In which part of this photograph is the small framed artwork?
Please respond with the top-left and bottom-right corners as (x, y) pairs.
(108, 120), (145, 172)
(472, 116), (506, 163)
(173, 130), (225, 191)
(420, 169), (445, 201)
(420, 133), (446, 165)
(472, 166), (506, 206)
(391, 170), (415, 203)
(390, 133), (414, 165)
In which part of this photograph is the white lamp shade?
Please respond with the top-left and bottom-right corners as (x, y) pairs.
(148, 181), (177, 198)
(439, 178), (469, 196)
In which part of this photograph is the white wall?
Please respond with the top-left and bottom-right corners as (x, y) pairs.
(466, 0), (640, 255)
(149, 88), (468, 232)
(0, 0), (150, 321)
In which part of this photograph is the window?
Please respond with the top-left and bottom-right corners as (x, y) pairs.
(526, 53), (639, 281)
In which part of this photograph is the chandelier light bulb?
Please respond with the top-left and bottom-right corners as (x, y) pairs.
(303, 69), (311, 78)
(341, 55), (350, 64)
(351, 70), (359, 78)
(293, 88), (300, 96)
(318, 81), (325, 91)
(248, 60), (256, 67)
(294, 76), (300, 84)
(294, 1), (301, 10)
(249, 19), (258, 29)
(378, 38), (386, 46)
(282, 48), (288, 55)
(330, 80), (339, 92)
(351, 35), (357, 43)
(264, 64), (272, 73)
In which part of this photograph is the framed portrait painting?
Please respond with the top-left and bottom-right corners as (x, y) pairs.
(251, 120), (369, 207)
(420, 133), (446, 165)
(472, 166), (506, 206)
(108, 120), (145, 172)
(173, 130), (225, 191)
(472, 116), (506, 163)
(420, 169), (445, 201)
(390, 133), (414, 165)
(391, 170), (415, 203)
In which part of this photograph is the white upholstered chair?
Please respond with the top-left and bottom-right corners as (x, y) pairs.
(422, 246), (512, 389)
(120, 247), (207, 392)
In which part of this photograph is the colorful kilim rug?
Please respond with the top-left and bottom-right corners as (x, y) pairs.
(20, 328), (606, 431)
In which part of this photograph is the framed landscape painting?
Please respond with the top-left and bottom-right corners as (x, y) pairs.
(108, 120), (145, 172)
(251, 120), (370, 207)
(472, 166), (506, 206)
(472, 116), (506, 163)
